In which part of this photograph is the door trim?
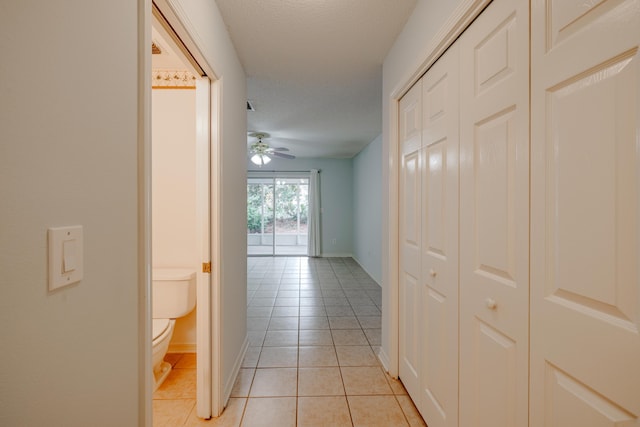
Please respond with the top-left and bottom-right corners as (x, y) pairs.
(389, 0), (492, 102)
(195, 77), (212, 418)
(209, 76), (223, 417)
(138, 1), (152, 426)
(145, 0), (224, 419)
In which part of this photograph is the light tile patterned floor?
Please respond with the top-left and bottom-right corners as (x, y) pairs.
(153, 256), (426, 427)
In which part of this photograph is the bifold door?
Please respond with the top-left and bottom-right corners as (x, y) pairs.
(398, 0), (640, 426)
(398, 32), (460, 427)
(458, 0), (531, 425)
(399, 80), (423, 403)
(418, 44), (460, 427)
(530, 0), (640, 424)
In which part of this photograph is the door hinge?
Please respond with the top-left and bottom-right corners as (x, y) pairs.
(202, 262), (211, 273)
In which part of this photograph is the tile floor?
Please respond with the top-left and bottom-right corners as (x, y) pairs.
(153, 256), (426, 427)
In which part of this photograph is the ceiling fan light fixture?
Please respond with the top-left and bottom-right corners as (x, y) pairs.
(251, 153), (271, 166)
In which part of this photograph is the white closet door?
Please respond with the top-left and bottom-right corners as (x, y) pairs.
(530, 0), (640, 425)
(399, 80), (423, 402)
(419, 44), (459, 427)
(458, 0), (530, 425)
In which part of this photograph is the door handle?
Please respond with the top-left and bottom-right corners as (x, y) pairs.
(485, 297), (497, 310)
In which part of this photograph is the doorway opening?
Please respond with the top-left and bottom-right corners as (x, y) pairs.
(150, 3), (215, 420)
(247, 175), (309, 256)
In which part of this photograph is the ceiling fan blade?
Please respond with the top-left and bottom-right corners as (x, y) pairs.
(271, 152), (296, 160)
(268, 147), (289, 152)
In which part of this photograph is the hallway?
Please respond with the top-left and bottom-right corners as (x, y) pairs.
(238, 256), (426, 426)
(154, 257), (426, 426)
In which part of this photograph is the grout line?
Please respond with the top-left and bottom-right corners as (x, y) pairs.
(243, 257), (383, 427)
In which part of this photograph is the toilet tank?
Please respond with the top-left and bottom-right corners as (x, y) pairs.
(152, 268), (196, 318)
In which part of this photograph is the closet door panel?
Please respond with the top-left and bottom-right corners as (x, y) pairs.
(459, 0), (530, 425)
(420, 44), (460, 427)
(531, 0), (640, 424)
(399, 81), (423, 402)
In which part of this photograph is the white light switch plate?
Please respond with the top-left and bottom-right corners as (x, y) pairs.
(48, 226), (83, 291)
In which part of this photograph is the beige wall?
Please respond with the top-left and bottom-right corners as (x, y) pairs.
(0, 0), (247, 423)
(152, 88), (198, 347)
(0, 1), (142, 425)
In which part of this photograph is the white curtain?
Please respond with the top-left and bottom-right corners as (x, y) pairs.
(307, 169), (321, 257)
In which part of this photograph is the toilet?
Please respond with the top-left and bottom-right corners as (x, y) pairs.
(152, 268), (196, 390)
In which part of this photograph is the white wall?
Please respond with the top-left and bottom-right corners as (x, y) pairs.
(352, 135), (383, 283)
(0, 1), (141, 425)
(167, 0), (248, 398)
(381, 0), (465, 370)
(248, 157), (353, 257)
(152, 88), (198, 347)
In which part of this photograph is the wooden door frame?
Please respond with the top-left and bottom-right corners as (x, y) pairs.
(138, 1), (152, 425)
(139, 0), (224, 423)
(195, 76), (213, 418)
(384, 0), (492, 377)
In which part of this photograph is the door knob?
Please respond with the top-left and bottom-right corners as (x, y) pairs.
(429, 269), (437, 277)
(485, 298), (497, 310)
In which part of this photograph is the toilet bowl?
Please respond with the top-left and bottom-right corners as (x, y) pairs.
(152, 318), (175, 389)
(151, 268), (196, 390)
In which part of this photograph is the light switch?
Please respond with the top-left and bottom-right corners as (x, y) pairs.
(62, 239), (77, 272)
(48, 226), (83, 291)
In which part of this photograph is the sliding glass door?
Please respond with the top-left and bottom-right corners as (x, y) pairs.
(247, 175), (309, 256)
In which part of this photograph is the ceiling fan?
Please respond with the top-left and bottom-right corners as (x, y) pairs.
(249, 132), (295, 166)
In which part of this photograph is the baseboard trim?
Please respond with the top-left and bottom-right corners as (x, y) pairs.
(377, 346), (391, 373)
(351, 256), (381, 287)
(320, 253), (354, 258)
(222, 335), (249, 407)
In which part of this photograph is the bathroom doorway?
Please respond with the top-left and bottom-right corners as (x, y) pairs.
(150, 4), (217, 420)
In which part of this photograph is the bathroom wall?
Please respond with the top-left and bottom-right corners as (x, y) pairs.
(152, 88), (198, 349)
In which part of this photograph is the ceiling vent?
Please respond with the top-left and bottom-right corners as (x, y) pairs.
(246, 100), (255, 111)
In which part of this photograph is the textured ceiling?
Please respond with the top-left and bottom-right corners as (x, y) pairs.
(215, 0), (417, 158)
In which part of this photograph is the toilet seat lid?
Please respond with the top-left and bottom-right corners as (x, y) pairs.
(152, 318), (171, 340)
